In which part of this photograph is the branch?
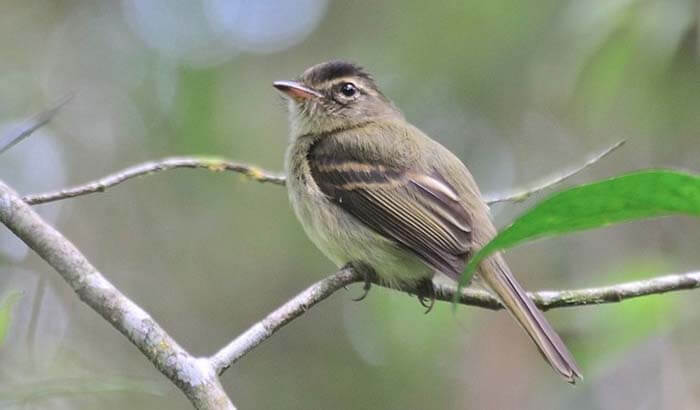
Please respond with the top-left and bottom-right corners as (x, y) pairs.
(5, 114), (682, 403)
(0, 181), (235, 410)
(483, 140), (626, 205)
(23, 157), (285, 205)
(210, 268), (359, 374)
(8, 147), (700, 391)
(210, 267), (700, 375)
(22, 141), (623, 206)
(0, 95), (72, 155)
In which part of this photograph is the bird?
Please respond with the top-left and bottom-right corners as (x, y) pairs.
(273, 60), (582, 383)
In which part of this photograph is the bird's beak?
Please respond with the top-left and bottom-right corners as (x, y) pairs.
(273, 81), (322, 101)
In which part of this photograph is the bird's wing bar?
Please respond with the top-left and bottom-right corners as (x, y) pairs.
(309, 141), (472, 277)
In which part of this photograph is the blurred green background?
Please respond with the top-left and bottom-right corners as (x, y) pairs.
(1, 1), (699, 409)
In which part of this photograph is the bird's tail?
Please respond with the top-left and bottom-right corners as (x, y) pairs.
(479, 254), (583, 384)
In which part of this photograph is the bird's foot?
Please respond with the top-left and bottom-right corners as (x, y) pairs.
(352, 279), (372, 302)
(415, 278), (436, 314)
(343, 262), (377, 302)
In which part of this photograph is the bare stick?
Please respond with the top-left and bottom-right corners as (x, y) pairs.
(9, 162), (700, 389)
(0, 95), (72, 155)
(23, 157), (285, 205)
(483, 140), (626, 205)
(210, 267), (700, 375)
(22, 142), (623, 206)
(0, 181), (235, 410)
(210, 268), (357, 375)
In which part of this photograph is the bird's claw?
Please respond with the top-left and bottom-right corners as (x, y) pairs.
(415, 278), (436, 314)
(352, 275), (372, 301)
(418, 294), (436, 314)
(344, 262), (375, 302)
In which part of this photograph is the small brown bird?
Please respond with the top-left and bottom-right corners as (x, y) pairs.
(274, 60), (582, 383)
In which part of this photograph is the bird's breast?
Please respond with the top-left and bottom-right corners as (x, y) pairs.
(284, 138), (431, 286)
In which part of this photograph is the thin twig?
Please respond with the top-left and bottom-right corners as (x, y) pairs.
(210, 268), (358, 375)
(23, 157), (285, 205)
(210, 267), (700, 375)
(0, 181), (235, 410)
(483, 140), (626, 205)
(0, 95), (72, 155)
(436, 270), (700, 311)
(22, 141), (622, 207)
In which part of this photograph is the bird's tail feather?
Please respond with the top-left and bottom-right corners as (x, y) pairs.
(479, 254), (583, 384)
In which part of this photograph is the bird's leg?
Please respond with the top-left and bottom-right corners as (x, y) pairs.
(415, 277), (436, 314)
(343, 261), (377, 302)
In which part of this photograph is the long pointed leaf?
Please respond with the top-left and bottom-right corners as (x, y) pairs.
(458, 170), (700, 293)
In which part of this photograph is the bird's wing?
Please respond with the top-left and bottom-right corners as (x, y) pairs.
(308, 135), (472, 277)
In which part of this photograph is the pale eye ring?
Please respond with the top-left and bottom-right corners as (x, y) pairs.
(339, 82), (358, 98)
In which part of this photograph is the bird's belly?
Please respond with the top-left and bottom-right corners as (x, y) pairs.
(288, 184), (432, 287)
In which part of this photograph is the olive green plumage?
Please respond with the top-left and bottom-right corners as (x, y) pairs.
(275, 60), (582, 383)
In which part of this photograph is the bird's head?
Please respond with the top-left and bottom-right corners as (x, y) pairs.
(274, 60), (401, 137)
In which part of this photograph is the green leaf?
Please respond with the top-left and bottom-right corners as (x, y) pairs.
(458, 169), (700, 293)
(0, 290), (22, 347)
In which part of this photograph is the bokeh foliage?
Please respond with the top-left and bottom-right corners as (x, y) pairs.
(1, 1), (699, 409)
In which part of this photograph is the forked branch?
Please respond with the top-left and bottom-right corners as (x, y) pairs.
(6, 116), (690, 410)
(0, 181), (235, 410)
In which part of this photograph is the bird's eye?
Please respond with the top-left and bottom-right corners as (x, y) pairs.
(339, 82), (358, 98)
